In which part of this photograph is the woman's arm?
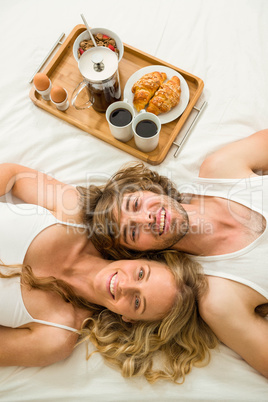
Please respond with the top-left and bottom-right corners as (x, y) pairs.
(199, 129), (268, 179)
(199, 278), (268, 378)
(0, 163), (81, 221)
(0, 325), (78, 367)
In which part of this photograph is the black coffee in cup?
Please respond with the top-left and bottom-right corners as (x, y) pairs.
(136, 119), (158, 138)
(110, 108), (133, 127)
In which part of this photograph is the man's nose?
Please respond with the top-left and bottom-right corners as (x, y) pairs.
(134, 212), (154, 228)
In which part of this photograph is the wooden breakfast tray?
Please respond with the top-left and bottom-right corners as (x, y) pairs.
(29, 24), (204, 165)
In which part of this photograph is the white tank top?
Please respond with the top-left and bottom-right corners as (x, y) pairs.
(180, 175), (268, 299)
(0, 202), (87, 332)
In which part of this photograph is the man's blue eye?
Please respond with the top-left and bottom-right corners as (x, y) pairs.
(134, 198), (139, 211)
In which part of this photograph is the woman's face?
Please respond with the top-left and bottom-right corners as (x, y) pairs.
(93, 259), (178, 322)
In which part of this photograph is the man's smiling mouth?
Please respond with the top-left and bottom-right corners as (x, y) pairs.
(159, 208), (166, 235)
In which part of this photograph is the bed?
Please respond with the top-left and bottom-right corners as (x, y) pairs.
(0, 0), (267, 400)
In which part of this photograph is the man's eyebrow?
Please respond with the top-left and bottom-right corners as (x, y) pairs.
(126, 195), (131, 211)
(123, 226), (128, 245)
(122, 196), (131, 245)
(122, 195), (135, 245)
(141, 265), (151, 315)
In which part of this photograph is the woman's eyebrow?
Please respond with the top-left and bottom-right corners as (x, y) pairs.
(141, 298), (146, 315)
(146, 265), (151, 282)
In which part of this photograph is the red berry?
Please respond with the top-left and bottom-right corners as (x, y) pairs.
(108, 44), (115, 51)
(103, 34), (110, 39)
(79, 48), (84, 55)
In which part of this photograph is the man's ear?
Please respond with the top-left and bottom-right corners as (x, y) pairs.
(122, 316), (136, 324)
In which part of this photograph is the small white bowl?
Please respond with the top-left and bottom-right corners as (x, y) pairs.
(73, 27), (124, 62)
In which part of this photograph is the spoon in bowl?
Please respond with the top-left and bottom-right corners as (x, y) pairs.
(80, 14), (97, 47)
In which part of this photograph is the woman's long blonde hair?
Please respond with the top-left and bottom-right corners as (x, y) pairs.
(0, 263), (104, 313)
(1, 252), (217, 384)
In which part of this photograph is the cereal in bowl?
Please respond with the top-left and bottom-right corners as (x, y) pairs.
(78, 33), (119, 58)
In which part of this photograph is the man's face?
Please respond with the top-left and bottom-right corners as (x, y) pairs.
(115, 191), (189, 251)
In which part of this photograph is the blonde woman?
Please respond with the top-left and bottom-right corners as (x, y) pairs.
(1, 252), (216, 381)
(82, 251), (218, 383)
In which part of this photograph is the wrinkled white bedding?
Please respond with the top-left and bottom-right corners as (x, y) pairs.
(0, 0), (267, 400)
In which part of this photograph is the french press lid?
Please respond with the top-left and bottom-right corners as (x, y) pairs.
(78, 46), (119, 83)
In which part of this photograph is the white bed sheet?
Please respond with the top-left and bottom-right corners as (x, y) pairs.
(0, 0), (267, 400)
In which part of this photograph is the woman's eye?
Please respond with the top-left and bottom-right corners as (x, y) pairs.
(138, 268), (144, 280)
(135, 297), (140, 309)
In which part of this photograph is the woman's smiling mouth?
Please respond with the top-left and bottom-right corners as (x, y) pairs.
(109, 273), (117, 298)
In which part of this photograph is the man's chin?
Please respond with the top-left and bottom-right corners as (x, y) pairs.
(149, 232), (187, 251)
(164, 218), (189, 249)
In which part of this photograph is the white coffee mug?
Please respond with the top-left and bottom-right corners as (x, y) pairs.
(132, 110), (161, 152)
(106, 100), (134, 142)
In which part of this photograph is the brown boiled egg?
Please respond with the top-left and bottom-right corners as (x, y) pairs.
(33, 73), (50, 91)
(50, 86), (67, 103)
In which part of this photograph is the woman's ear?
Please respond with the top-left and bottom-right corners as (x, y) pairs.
(122, 316), (136, 324)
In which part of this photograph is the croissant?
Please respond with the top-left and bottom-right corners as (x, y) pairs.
(132, 71), (167, 112)
(147, 76), (181, 115)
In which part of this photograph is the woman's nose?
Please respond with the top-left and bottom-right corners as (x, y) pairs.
(118, 281), (136, 296)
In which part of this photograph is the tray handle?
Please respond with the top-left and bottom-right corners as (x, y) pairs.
(28, 32), (65, 83)
(173, 100), (207, 158)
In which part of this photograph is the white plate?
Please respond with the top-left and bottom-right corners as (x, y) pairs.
(123, 65), (190, 124)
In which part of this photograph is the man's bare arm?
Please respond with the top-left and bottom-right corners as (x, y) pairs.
(199, 278), (268, 378)
(199, 129), (268, 179)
